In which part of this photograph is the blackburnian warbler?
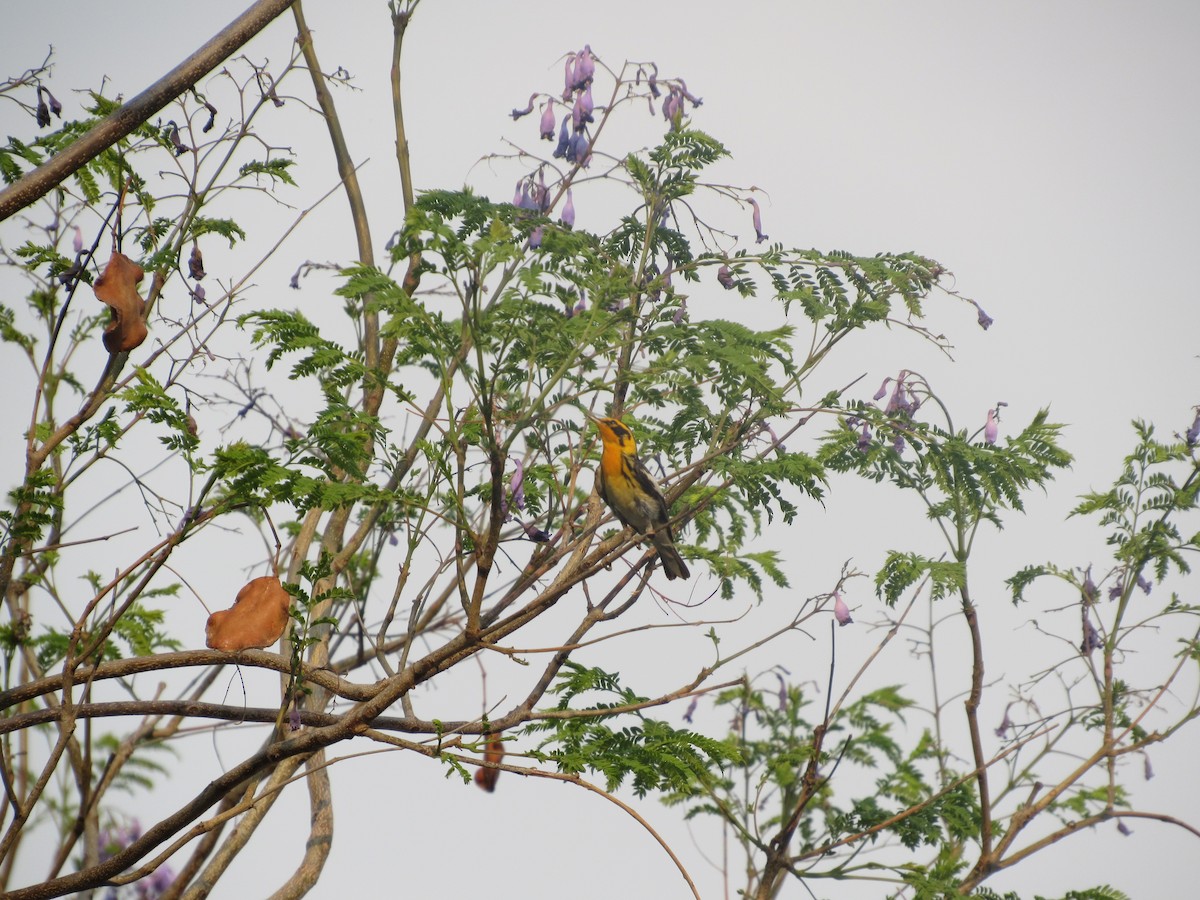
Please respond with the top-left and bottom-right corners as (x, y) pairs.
(591, 415), (690, 581)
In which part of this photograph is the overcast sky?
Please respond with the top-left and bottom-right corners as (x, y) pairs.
(2, 2), (1199, 898)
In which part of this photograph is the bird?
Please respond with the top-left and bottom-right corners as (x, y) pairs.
(590, 414), (690, 580)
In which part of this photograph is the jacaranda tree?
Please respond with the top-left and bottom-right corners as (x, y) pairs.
(1, 4), (1197, 898)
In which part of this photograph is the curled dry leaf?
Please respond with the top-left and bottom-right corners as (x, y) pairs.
(205, 575), (291, 652)
(473, 733), (504, 793)
(93, 252), (148, 353)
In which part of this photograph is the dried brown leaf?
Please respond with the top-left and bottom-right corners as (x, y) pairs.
(93, 252), (148, 353)
(473, 733), (504, 793)
(205, 576), (292, 652)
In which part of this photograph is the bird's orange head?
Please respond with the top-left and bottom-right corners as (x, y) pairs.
(590, 414), (637, 454)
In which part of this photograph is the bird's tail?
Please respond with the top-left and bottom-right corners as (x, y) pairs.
(652, 532), (690, 581)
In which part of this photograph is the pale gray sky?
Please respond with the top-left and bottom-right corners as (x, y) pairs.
(2, 2), (1198, 898)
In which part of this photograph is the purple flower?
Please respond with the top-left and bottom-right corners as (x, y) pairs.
(682, 697), (698, 723)
(833, 591), (853, 626)
(191, 284), (207, 304)
(562, 53), (577, 100)
(148, 864), (177, 896)
(717, 264), (735, 290)
(748, 198), (768, 244)
(528, 226), (544, 249)
(1107, 582), (1123, 602)
(1081, 567), (1097, 603)
(1081, 616), (1102, 655)
(573, 84), (594, 127)
(510, 459), (526, 512)
(72, 226), (83, 255)
(975, 301), (993, 330)
(288, 701), (302, 731)
(677, 79), (702, 107)
(984, 408), (999, 445)
(995, 706), (1013, 738)
(662, 87), (682, 128)
(521, 521), (550, 542)
(511, 93), (537, 120)
(1136, 572), (1153, 595)
(1116, 820), (1133, 837)
(672, 298), (688, 324)
(872, 378), (891, 402)
(35, 92), (50, 128)
(43, 87), (62, 117)
(189, 243), (205, 280)
(1144, 753), (1155, 780)
(553, 115), (570, 159)
(567, 132), (590, 166)
(573, 45), (595, 89)
(539, 100), (556, 140)
(561, 189), (575, 228)
(166, 122), (190, 156)
(1186, 410), (1200, 446)
(646, 63), (661, 98)
(857, 422), (872, 451)
(892, 433), (906, 454)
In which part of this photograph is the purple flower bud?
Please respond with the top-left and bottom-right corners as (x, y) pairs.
(1136, 572), (1152, 595)
(561, 189), (575, 228)
(1186, 410), (1200, 447)
(683, 696), (698, 723)
(975, 302), (994, 330)
(985, 408), (999, 444)
(539, 100), (556, 140)
(1143, 753), (1155, 780)
(511, 93), (537, 120)
(553, 114), (571, 158)
(288, 702), (302, 731)
(35, 97), (50, 128)
(857, 422), (872, 451)
(748, 198), (768, 244)
(72, 226), (83, 255)
(1116, 820), (1133, 837)
(873, 378), (891, 402)
(717, 264), (735, 290)
(833, 591), (853, 626)
(646, 63), (661, 99)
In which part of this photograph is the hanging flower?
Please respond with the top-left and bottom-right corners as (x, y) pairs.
(833, 591), (853, 626)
